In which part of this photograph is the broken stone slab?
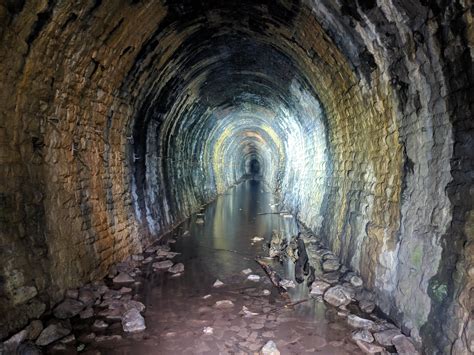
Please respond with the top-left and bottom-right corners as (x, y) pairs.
(152, 260), (174, 270)
(168, 263), (184, 273)
(247, 274), (261, 281)
(310, 280), (330, 296)
(323, 285), (352, 307)
(392, 334), (419, 354)
(36, 322), (71, 346)
(112, 272), (135, 284)
(352, 329), (374, 343)
(261, 340), (280, 355)
(373, 328), (401, 346)
(354, 340), (384, 353)
(53, 299), (85, 319)
(322, 259), (340, 272)
(215, 300), (234, 308)
(122, 308), (146, 333)
(347, 314), (375, 330)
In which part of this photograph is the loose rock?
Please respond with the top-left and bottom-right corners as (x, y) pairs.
(350, 276), (363, 287)
(373, 328), (401, 346)
(279, 279), (296, 289)
(322, 259), (340, 272)
(215, 300), (234, 308)
(53, 299), (85, 319)
(247, 274), (260, 281)
(352, 329), (374, 343)
(168, 263), (184, 273)
(261, 340), (280, 355)
(203, 327), (213, 335)
(310, 281), (330, 296)
(26, 320), (43, 340)
(392, 334), (419, 354)
(122, 308), (146, 333)
(113, 272), (135, 284)
(213, 279), (224, 287)
(354, 340), (384, 353)
(359, 299), (376, 313)
(36, 323), (71, 346)
(347, 314), (375, 330)
(323, 285), (352, 307)
(242, 268), (252, 275)
(153, 260), (174, 270)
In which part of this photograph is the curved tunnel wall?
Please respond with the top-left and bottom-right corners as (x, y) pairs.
(0, 1), (472, 353)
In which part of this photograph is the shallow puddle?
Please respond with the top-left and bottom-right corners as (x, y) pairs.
(94, 180), (362, 354)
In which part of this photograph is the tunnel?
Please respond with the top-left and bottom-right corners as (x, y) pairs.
(0, 0), (472, 354)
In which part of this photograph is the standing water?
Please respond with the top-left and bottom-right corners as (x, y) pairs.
(94, 180), (362, 354)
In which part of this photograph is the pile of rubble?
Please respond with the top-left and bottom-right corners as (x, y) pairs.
(267, 229), (420, 354)
(1, 240), (184, 354)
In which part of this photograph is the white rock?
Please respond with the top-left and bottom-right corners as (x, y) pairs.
(215, 300), (234, 308)
(203, 294), (212, 299)
(213, 279), (224, 287)
(241, 268), (253, 275)
(247, 274), (261, 282)
(53, 299), (85, 319)
(203, 327), (213, 335)
(252, 236), (264, 242)
(36, 323), (71, 346)
(261, 340), (280, 355)
(122, 308), (146, 333)
(262, 289), (271, 296)
(242, 306), (259, 317)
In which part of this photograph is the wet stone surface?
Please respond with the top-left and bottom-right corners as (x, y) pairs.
(3, 181), (417, 354)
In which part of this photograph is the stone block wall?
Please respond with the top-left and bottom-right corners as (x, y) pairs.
(0, 1), (471, 353)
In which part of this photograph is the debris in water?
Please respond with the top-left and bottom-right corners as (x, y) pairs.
(213, 279), (224, 287)
(203, 327), (213, 335)
(279, 279), (296, 289)
(247, 274), (261, 282)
